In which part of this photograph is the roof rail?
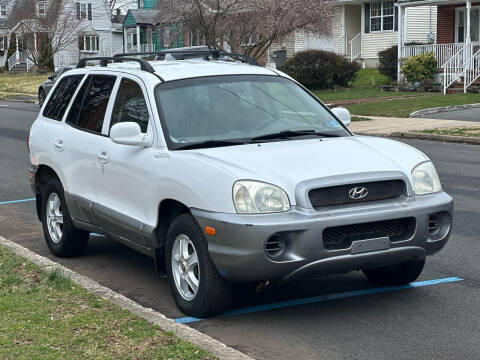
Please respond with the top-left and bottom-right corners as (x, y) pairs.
(76, 56), (156, 72)
(113, 48), (260, 66)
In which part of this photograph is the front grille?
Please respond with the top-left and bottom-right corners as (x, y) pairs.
(323, 217), (416, 250)
(309, 180), (407, 209)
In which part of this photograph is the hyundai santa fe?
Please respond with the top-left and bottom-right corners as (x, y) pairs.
(28, 49), (453, 317)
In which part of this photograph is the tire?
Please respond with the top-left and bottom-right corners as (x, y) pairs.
(362, 259), (425, 286)
(38, 89), (45, 107)
(41, 177), (89, 257)
(165, 213), (231, 317)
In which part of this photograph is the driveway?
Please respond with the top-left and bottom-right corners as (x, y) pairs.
(417, 107), (480, 122)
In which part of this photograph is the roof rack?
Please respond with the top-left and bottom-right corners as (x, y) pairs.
(76, 56), (155, 72)
(113, 48), (260, 66)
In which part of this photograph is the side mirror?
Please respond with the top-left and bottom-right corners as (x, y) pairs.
(331, 107), (351, 126)
(48, 75), (54, 80)
(110, 122), (152, 146)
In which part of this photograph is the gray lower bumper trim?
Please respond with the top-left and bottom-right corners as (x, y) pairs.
(193, 191), (453, 282)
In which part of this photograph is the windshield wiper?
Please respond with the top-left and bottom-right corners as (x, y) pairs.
(174, 139), (246, 150)
(250, 129), (341, 141)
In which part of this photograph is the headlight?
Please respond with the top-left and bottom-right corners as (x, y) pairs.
(412, 161), (441, 195)
(233, 180), (290, 213)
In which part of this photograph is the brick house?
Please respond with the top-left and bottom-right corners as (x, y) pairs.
(399, 0), (480, 93)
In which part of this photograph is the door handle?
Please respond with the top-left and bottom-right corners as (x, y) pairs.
(97, 150), (109, 164)
(54, 139), (64, 152)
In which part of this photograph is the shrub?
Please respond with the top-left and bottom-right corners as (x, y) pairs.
(401, 52), (437, 84)
(4, 33), (16, 70)
(378, 45), (398, 80)
(280, 50), (360, 89)
(37, 36), (54, 72)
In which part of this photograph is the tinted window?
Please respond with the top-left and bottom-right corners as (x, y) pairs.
(110, 78), (149, 133)
(155, 75), (348, 148)
(43, 75), (84, 121)
(66, 75), (116, 134)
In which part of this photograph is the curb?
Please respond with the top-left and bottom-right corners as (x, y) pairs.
(390, 131), (480, 145)
(0, 97), (36, 104)
(0, 236), (253, 360)
(409, 103), (480, 117)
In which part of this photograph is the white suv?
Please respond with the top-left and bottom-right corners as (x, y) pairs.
(28, 49), (453, 317)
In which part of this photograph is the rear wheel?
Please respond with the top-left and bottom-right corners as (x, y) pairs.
(165, 213), (231, 317)
(362, 259), (425, 286)
(41, 177), (89, 257)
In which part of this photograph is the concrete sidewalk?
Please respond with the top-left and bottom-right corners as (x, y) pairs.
(350, 116), (480, 136)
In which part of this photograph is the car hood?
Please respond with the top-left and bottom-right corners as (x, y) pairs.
(184, 136), (428, 204)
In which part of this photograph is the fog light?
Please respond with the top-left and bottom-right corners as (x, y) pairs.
(428, 214), (442, 236)
(264, 234), (286, 259)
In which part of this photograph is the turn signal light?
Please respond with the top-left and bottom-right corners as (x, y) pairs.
(205, 226), (216, 236)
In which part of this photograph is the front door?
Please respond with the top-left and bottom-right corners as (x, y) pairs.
(94, 74), (156, 250)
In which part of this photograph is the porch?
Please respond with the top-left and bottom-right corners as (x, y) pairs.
(122, 10), (186, 54)
(399, 0), (480, 94)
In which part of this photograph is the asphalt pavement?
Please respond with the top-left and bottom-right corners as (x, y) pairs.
(1, 100), (479, 359)
(418, 107), (480, 122)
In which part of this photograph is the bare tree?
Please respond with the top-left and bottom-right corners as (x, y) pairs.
(9, 0), (80, 67)
(154, 0), (337, 60)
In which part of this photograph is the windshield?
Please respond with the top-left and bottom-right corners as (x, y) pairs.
(155, 75), (350, 149)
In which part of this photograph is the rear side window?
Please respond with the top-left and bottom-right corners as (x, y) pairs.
(66, 75), (116, 134)
(43, 75), (84, 121)
(110, 78), (149, 133)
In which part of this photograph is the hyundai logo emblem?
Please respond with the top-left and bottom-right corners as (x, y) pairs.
(348, 187), (368, 199)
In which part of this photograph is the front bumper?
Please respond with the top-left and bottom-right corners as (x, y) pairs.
(192, 192), (453, 282)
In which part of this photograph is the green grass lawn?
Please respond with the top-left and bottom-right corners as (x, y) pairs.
(344, 93), (480, 118)
(0, 72), (50, 95)
(0, 245), (214, 360)
(351, 68), (392, 87)
(415, 127), (480, 137)
(313, 87), (424, 102)
(312, 69), (432, 102)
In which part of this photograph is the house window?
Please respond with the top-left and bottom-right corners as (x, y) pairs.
(369, 1), (394, 32)
(79, 35), (100, 52)
(37, 2), (46, 15)
(0, 35), (7, 51)
(0, 5), (7, 16)
(76, 2), (92, 20)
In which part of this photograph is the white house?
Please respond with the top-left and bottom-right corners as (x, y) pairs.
(334, 0), (437, 68)
(3, 0), (122, 71)
(0, 0), (15, 66)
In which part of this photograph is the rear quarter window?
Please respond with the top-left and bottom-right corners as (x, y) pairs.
(43, 75), (84, 121)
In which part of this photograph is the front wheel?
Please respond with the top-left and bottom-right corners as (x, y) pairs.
(165, 214), (231, 317)
(362, 259), (425, 286)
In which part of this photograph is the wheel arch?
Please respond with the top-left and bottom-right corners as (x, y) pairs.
(153, 198), (192, 272)
(33, 164), (61, 220)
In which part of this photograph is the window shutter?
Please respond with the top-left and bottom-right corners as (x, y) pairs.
(88, 3), (92, 20)
(76, 2), (80, 19)
(365, 3), (370, 33)
(394, 5), (399, 31)
(79, 36), (83, 50)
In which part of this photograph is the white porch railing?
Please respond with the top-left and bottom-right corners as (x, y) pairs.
(349, 33), (361, 61)
(442, 43), (473, 95)
(404, 43), (465, 67)
(463, 49), (480, 92)
(7, 52), (16, 70)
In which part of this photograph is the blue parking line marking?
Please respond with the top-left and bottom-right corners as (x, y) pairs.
(0, 198), (35, 205)
(175, 276), (463, 324)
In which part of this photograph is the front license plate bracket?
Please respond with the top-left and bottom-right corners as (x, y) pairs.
(351, 237), (390, 254)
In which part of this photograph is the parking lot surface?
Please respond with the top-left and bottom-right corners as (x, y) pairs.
(1, 100), (479, 359)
